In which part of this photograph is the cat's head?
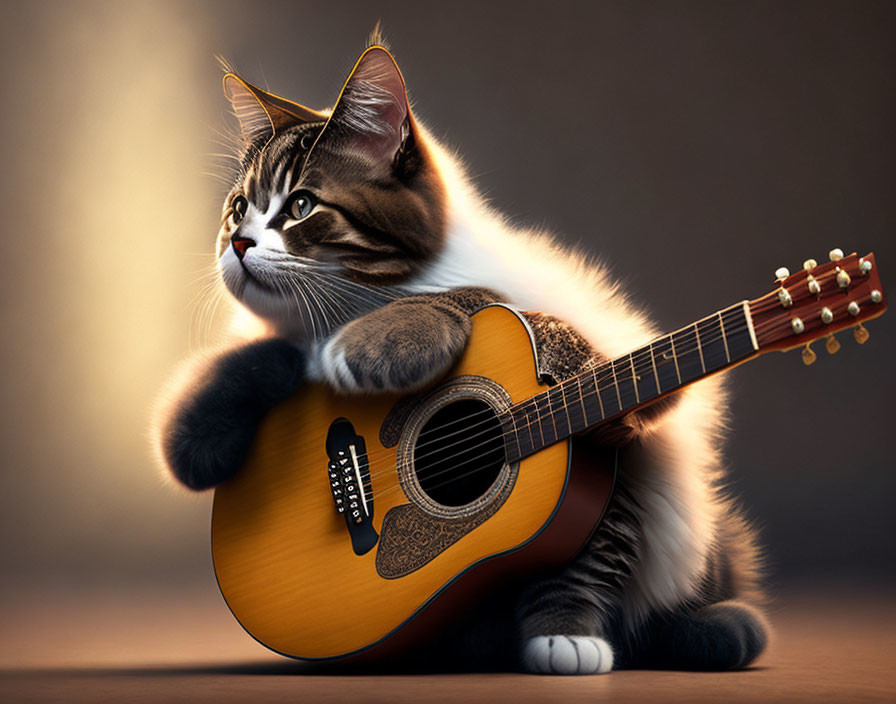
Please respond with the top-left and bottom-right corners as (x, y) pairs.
(217, 41), (447, 337)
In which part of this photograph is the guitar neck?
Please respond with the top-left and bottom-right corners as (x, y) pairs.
(500, 302), (758, 462)
(500, 250), (887, 463)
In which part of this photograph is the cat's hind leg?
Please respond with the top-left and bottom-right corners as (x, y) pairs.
(158, 339), (305, 490)
(633, 600), (769, 671)
(516, 493), (643, 675)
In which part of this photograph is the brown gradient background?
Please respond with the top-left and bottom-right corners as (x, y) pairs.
(0, 0), (894, 683)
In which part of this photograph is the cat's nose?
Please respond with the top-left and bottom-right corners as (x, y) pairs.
(230, 234), (256, 260)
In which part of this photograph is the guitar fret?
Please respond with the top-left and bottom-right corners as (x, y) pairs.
(533, 397), (546, 447)
(547, 384), (569, 439)
(613, 355), (639, 411)
(560, 382), (573, 437)
(649, 342), (662, 394)
(612, 359), (623, 409)
(694, 323), (707, 374)
(629, 354), (640, 404)
(578, 376), (589, 426)
(586, 369), (604, 422)
(671, 326), (704, 384)
(525, 405), (535, 454)
(597, 362), (620, 418)
(653, 336), (679, 394)
(538, 391), (557, 446)
(696, 315), (731, 375)
(669, 334), (682, 385)
(631, 347), (659, 406)
(718, 310), (731, 363)
(505, 410), (522, 462)
(566, 375), (587, 432)
(724, 305), (760, 360)
(547, 387), (559, 439)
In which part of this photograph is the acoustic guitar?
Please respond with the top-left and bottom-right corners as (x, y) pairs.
(212, 249), (886, 661)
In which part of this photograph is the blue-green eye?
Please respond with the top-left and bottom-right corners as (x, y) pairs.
(287, 191), (315, 220)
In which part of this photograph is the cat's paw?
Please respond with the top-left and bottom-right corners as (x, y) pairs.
(521, 635), (614, 675)
(160, 339), (305, 490)
(646, 600), (770, 670)
(319, 301), (471, 393)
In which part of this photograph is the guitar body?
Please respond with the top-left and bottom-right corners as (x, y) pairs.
(212, 305), (616, 661)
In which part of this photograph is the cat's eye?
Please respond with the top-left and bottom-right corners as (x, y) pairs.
(287, 191), (316, 220)
(231, 195), (248, 225)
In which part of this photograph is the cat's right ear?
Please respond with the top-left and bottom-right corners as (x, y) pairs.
(222, 72), (327, 146)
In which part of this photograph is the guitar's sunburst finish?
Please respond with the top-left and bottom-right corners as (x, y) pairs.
(212, 306), (604, 660)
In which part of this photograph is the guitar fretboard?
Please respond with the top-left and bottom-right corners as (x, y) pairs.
(500, 302), (758, 462)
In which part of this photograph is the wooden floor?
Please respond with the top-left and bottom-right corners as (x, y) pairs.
(1, 582), (894, 703)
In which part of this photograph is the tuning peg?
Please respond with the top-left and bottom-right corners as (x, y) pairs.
(829, 248), (844, 261)
(803, 258), (818, 270)
(837, 270), (851, 288)
(825, 334), (840, 355)
(801, 343), (817, 366)
(775, 266), (790, 280)
(859, 258), (873, 274)
(853, 324), (870, 344)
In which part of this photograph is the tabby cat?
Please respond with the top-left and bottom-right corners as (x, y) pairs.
(157, 32), (768, 674)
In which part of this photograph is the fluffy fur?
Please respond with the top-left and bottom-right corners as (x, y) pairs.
(156, 34), (768, 673)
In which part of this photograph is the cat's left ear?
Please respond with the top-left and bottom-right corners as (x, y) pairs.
(319, 46), (412, 165)
(223, 72), (328, 145)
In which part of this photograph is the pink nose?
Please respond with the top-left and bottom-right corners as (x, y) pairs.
(231, 235), (255, 260)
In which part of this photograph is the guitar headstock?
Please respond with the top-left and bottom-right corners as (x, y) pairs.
(749, 249), (887, 363)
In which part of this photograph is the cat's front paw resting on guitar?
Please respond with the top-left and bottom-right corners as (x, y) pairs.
(319, 298), (472, 393)
(522, 635), (614, 675)
(160, 339), (305, 490)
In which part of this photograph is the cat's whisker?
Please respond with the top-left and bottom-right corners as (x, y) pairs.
(201, 171), (236, 186)
(189, 279), (221, 352)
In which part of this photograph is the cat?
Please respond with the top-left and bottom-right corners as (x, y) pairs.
(156, 30), (769, 674)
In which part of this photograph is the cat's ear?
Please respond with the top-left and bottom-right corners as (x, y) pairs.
(222, 72), (327, 145)
(323, 46), (411, 164)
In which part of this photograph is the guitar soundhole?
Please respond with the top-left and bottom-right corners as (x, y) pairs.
(412, 399), (506, 508)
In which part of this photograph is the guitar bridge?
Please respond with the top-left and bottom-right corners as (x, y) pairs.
(326, 417), (377, 555)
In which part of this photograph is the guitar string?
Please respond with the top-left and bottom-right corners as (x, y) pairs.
(360, 263), (854, 466)
(362, 281), (863, 497)
(330, 306), (749, 478)
(356, 302), (754, 466)
(331, 291), (816, 491)
(362, 301), (855, 503)
(319, 266), (862, 498)
(338, 310), (756, 488)
(360, 297), (783, 476)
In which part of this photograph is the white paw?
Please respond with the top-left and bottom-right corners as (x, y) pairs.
(522, 635), (614, 675)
